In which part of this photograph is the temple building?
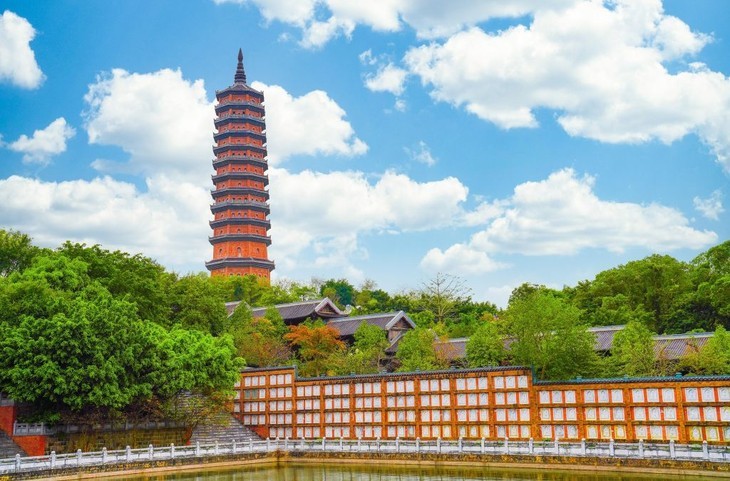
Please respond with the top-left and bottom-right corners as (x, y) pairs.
(206, 49), (275, 280)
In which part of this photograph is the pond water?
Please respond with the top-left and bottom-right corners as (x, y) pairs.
(121, 463), (718, 481)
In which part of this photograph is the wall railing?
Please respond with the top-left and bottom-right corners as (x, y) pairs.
(1, 437), (729, 475)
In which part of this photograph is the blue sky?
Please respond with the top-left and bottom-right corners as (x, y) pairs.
(0, 0), (728, 306)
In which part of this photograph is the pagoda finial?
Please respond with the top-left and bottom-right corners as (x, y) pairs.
(234, 48), (247, 84)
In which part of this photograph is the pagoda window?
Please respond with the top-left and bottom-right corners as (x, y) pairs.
(237, 247), (242, 257)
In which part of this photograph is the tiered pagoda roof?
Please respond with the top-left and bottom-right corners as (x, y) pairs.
(206, 49), (275, 279)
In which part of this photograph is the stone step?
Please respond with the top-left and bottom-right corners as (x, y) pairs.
(0, 432), (25, 458)
(189, 410), (261, 446)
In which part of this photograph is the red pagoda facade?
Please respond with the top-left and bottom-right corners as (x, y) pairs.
(206, 49), (274, 280)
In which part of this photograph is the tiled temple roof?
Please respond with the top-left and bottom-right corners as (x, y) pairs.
(433, 326), (716, 361)
(587, 325), (625, 351)
(226, 298), (345, 320)
(654, 332), (712, 360)
(326, 311), (415, 337)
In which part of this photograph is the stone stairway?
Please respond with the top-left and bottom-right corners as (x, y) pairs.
(189, 410), (261, 446)
(0, 431), (24, 459)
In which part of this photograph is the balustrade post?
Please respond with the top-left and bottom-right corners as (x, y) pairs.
(437, 437), (441, 454)
(669, 440), (675, 459)
(703, 441), (709, 460)
(457, 436), (462, 453)
(78, 449), (83, 466)
(102, 447), (108, 464)
(376, 437), (380, 452)
(481, 437), (485, 454)
(195, 441), (200, 457)
(50, 451), (56, 469)
(170, 443), (175, 459)
(638, 439), (644, 458)
(395, 437), (400, 453)
(266, 437), (271, 451)
(322, 437), (326, 451)
(504, 437), (509, 454)
(580, 439), (586, 456)
(357, 437), (362, 450)
(300, 437), (305, 449)
(339, 437), (343, 450)
(609, 438), (615, 457)
(416, 437), (420, 453)
(284, 437), (289, 450)
(528, 438), (534, 455)
(554, 438), (559, 454)
(15, 453), (21, 472)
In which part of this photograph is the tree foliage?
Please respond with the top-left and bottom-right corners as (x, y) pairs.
(285, 320), (345, 376)
(0, 233), (243, 423)
(340, 322), (389, 375)
(680, 326), (730, 375)
(610, 320), (656, 377)
(227, 304), (290, 367)
(0, 229), (41, 277)
(504, 289), (598, 380)
(466, 320), (505, 368)
(396, 328), (448, 372)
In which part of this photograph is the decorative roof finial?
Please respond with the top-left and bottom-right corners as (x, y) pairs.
(234, 48), (246, 84)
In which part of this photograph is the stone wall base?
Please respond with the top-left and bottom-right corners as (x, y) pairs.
(3, 450), (730, 481)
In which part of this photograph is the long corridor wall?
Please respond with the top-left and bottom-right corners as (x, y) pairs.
(232, 366), (730, 444)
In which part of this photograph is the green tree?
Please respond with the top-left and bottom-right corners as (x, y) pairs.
(170, 274), (228, 335)
(416, 273), (472, 324)
(504, 290), (598, 380)
(466, 320), (505, 367)
(227, 304), (291, 367)
(58, 242), (172, 324)
(569, 255), (691, 333)
(0, 229), (41, 277)
(689, 241), (730, 330)
(320, 278), (356, 308)
(285, 320), (345, 376)
(680, 326), (730, 375)
(341, 322), (389, 374)
(396, 328), (447, 372)
(610, 320), (656, 377)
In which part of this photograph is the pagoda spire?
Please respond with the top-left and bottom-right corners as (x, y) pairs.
(234, 48), (247, 85)
(207, 49), (274, 280)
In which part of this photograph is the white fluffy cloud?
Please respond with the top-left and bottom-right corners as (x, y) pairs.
(364, 63), (408, 96)
(0, 175), (211, 270)
(7, 117), (75, 165)
(404, 1), (730, 170)
(422, 243), (504, 274)
(0, 63), (454, 276)
(268, 167), (469, 271)
(83, 68), (215, 184)
(693, 190), (724, 220)
(0, 11), (44, 89)
(404, 140), (436, 166)
(422, 168), (718, 274)
(252, 81), (367, 163)
(222, 1), (730, 170)
(213, 0), (569, 47)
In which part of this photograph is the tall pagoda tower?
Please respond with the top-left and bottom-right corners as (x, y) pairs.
(206, 49), (274, 280)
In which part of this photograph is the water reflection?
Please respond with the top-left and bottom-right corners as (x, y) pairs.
(129, 463), (711, 481)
